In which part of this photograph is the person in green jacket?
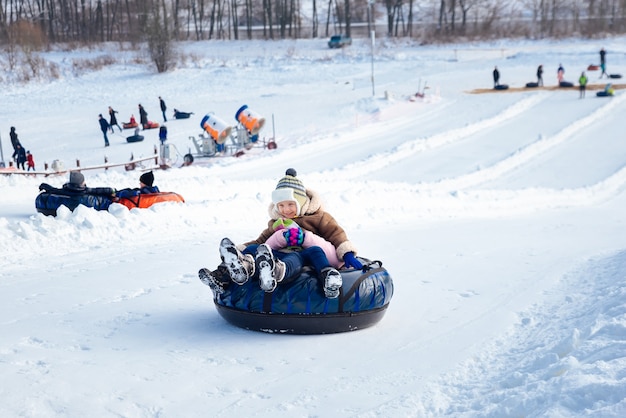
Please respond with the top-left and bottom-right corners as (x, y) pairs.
(579, 71), (588, 98)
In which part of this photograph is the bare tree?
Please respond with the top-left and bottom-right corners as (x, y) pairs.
(312, 0), (318, 37)
(145, 0), (175, 72)
(344, 0), (351, 37)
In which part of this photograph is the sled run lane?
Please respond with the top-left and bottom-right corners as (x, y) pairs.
(475, 91), (626, 191)
(324, 91), (603, 185)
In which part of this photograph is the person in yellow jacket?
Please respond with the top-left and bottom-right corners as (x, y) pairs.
(578, 71), (588, 98)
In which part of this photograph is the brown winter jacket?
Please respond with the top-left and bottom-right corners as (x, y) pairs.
(243, 189), (358, 262)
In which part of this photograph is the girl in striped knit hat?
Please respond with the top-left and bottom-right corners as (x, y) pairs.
(199, 168), (363, 299)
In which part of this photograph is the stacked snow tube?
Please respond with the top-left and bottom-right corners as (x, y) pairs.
(213, 259), (394, 334)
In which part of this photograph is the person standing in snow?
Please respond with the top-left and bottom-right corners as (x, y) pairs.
(599, 48), (608, 78)
(159, 96), (167, 122)
(537, 64), (544, 86)
(13, 143), (26, 169)
(26, 150), (35, 171)
(9, 126), (21, 152)
(579, 71), (588, 99)
(108, 106), (122, 132)
(557, 64), (565, 83)
(98, 114), (110, 147)
(158, 125), (168, 144)
(198, 168), (362, 299)
(493, 66), (500, 87)
(138, 104), (148, 128)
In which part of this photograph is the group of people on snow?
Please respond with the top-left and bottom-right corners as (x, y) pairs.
(492, 48), (616, 98)
(62, 170), (159, 200)
(54, 167), (358, 300)
(6, 126), (35, 171)
(97, 97), (170, 147)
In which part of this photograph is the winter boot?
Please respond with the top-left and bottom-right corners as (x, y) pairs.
(322, 267), (342, 299)
(219, 237), (255, 285)
(198, 266), (229, 295)
(255, 244), (286, 292)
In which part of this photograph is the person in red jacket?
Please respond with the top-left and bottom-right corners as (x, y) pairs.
(26, 150), (35, 171)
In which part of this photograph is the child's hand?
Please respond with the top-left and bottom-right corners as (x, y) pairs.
(283, 226), (305, 247)
(343, 252), (363, 269)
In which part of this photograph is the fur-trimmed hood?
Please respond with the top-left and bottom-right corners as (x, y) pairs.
(245, 188), (358, 261)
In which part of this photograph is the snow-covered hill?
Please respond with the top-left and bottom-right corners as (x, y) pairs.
(1, 37), (625, 417)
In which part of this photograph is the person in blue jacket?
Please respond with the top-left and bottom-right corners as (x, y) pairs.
(98, 114), (110, 147)
(116, 171), (160, 199)
(13, 143), (27, 169)
(158, 125), (167, 144)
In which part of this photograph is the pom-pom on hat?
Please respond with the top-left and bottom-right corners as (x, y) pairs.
(140, 171), (154, 187)
(69, 171), (85, 186)
(272, 168), (308, 215)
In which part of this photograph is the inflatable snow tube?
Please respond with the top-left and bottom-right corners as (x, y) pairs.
(126, 134), (144, 143)
(123, 122), (138, 129)
(596, 91), (614, 97)
(559, 81), (574, 88)
(35, 187), (114, 216)
(143, 121), (160, 130)
(525, 82), (539, 88)
(117, 192), (185, 210)
(609, 74), (622, 79)
(587, 65), (599, 71)
(494, 84), (509, 90)
(174, 111), (193, 119)
(213, 259), (394, 334)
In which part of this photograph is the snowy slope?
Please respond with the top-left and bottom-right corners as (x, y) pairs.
(1, 37), (626, 417)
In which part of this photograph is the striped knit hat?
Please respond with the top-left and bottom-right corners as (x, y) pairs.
(272, 168), (308, 215)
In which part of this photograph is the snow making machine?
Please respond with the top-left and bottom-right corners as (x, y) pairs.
(186, 105), (276, 163)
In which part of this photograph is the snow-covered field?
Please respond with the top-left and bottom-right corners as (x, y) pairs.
(1, 36), (626, 417)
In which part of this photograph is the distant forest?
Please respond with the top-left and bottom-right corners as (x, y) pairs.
(1, 0), (625, 46)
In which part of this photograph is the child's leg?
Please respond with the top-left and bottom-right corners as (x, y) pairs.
(270, 251), (303, 283)
(254, 245), (301, 292)
(219, 237), (255, 284)
(300, 246), (332, 273)
(300, 246), (342, 298)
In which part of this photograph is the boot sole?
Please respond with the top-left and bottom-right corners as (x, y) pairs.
(219, 238), (249, 285)
(255, 245), (277, 292)
(198, 268), (225, 295)
(323, 269), (342, 299)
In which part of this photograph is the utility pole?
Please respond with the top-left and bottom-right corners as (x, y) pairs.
(369, 0), (375, 97)
(0, 133), (5, 168)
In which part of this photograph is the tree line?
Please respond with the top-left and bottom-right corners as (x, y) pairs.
(1, 0), (625, 46)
